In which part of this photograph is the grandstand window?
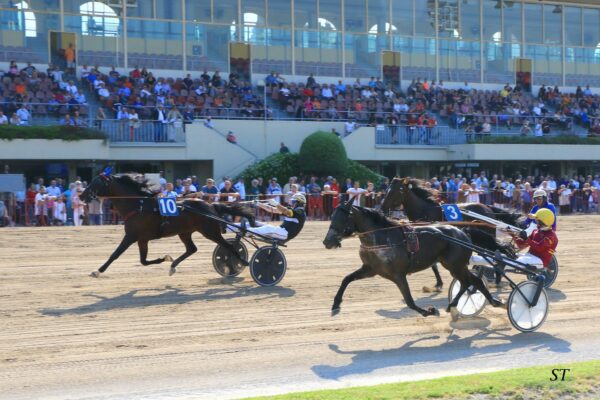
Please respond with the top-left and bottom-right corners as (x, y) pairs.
(543, 4), (562, 45)
(185, 0), (211, 22)
(12, 1), (37, 38)
(344, 0), (366, 32)
(392, 0), (413, 36)
(437, 0), (459, 37)
(460, 0), (479, 40)
(80, 2), (119, 37)
(502, 0), (521, 43)
(156, 0), (181, 20)
(565, 7), (582, 47)
(524, 3), (542, 44)
(583, 8), (600, 48)
(414, 0), (435, 37)
(294, 0), (316, 29)
(368, 23), (396, 53)
(268, 0), (290, 27)
(319, 0), (341, 33)
(367, 0), (389, 35)
(214, 0), (237, 24)
(242, 0), (265, 26)
(233, 12), (266, 43)
(482, 0), (501, 40)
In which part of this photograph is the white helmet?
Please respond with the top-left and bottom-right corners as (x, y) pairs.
(291, 193), (306, 205)
(533, 189), (547, 199)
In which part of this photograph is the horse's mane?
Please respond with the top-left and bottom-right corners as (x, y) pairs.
(355, 206), (401, 227)
(114, 174), (160, 197)
(405, 178), (440, 205)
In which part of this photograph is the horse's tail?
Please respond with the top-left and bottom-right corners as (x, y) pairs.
(463, 227), (517, 259)
(212, 203), (257, 227)
(487, 205), (526, 228)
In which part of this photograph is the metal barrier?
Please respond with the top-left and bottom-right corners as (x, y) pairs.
(375, 125), (457, 146)
(2, 188), (599, 228)
(100, 119), (185, 143)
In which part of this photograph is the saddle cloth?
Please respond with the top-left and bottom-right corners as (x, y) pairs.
(401, 224), (420, 254)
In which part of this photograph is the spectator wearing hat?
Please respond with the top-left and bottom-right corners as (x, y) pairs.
(72, 185), (85, 226)
(197, 178), (219, 202)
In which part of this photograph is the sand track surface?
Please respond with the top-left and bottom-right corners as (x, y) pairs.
(1, 216), (599, 399)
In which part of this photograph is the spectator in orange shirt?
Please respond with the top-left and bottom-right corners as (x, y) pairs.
(64, 43), (76, 71)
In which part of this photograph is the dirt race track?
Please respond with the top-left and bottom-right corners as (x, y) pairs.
(1, 216), (600, 400)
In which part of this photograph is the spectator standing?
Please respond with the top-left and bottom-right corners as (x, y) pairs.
(346, 181), (366, 206)
(154, 104), (167, 142)
(199, 178), (219, 202)
(87, 198), (103, 225)
(72, 186), (85, 226)
(233, 178), (246, 200)
(322, 184), (338, 220)
(558, 185), (572, 214)
(220, 180), (239, 203)
(279, 142), (289, 153)
(34, 186), (48, 226)
(344, 120), (357, 136)
(226, 131), (237, 144)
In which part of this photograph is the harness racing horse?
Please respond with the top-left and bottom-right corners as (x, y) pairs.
(380, 177), (522, 288)
(322, 199), (504, 318)
(80, 173), (256, 277)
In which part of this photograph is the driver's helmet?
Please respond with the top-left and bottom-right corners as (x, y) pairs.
(533, 189), (547, 199)
(534, 208), (554, 230)
(290, 193), (306, 205)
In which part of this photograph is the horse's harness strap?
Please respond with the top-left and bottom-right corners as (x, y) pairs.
(121, 198), (159, 223)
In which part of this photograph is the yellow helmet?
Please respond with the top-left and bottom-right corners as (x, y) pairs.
(534, 208), (554, 229)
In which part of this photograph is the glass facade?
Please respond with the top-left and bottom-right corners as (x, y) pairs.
(1, 0), (600, 86)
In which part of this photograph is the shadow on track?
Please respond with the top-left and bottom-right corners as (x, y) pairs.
(39, 284), (295, 316)
(311, 330), (571, 381)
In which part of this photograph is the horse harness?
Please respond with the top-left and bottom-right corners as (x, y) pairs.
(359, 223), (420, 260)
(122, 198), (160, 223)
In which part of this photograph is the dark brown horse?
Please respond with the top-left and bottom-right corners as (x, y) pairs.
(322, 199), (504, 317)
(80, 173), (256, 277)
(380, 177), (522, 286)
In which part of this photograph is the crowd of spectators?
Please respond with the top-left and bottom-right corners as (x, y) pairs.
(2, 169), (600, 228)
(1, 60), (88, 126)
(86, 64), (268, 128)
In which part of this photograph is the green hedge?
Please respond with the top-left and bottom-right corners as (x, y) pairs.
(469, 135), (600, 145)
(239, 152), (300, 184)
(299, 131), (348, 178)
(0, 125), (107, 141)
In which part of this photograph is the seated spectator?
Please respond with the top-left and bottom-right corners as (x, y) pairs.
(16, 105), (31, 125)
(60, 114), (74, 126)
(226, 130), (237, 144)
(321, 84), (333, 99)
(219, 180), (239, 204)
(0, 111), (7, 125)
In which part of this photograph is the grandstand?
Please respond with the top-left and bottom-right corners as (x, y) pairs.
(1, 0), (600, 184)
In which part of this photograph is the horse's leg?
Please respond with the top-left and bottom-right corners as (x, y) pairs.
(169, 232), (198, 276)
(393, 273), (439, 317)
(214, 235), (249, 266)
(91, 235), (136, 277)
(331, 265), (375, 316)
(138, 240), (173, 266)
(466, 271), (505, 308)
(423, 263), (444, 293)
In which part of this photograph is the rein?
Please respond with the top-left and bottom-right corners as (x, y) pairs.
(356, 220), (496, 237)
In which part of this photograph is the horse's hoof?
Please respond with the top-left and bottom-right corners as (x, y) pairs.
(427, 306), (440, 317)
(434, 285), (444, 293)
(164, 255), (173, 262)
(492, 297), (506, 309)
(90, 271), (100, 278)
(331, 307), (340, 317)
(450, 307), (460, 322)
(169, 267), (177, 276)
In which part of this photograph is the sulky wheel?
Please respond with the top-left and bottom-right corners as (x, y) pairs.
(448, 278), (488, 317)
(212, 239), (248, 277)
(507, 281), (549, 333)
(527, 255), (558, 289)
(249, 246), (287, 286)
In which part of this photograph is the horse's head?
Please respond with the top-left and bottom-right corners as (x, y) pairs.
(80, 173), (112, 202)
(323, 198), (355, 249)
(380, 177), (411, 213)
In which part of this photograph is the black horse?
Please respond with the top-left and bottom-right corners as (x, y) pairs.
(322, 199), (504, 317)
(80, 173), (256, 277)
(380, 178), (522, 288)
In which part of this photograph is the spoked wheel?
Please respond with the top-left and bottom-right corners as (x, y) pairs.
(448, 278), (488, 317)
(250, 246), (287, 286)
(507, 281), (549, 333)
(212, 239), (248, 277)
(527, 255), (558, 288)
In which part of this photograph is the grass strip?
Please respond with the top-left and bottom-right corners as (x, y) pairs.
(246, 359), (600, 400)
